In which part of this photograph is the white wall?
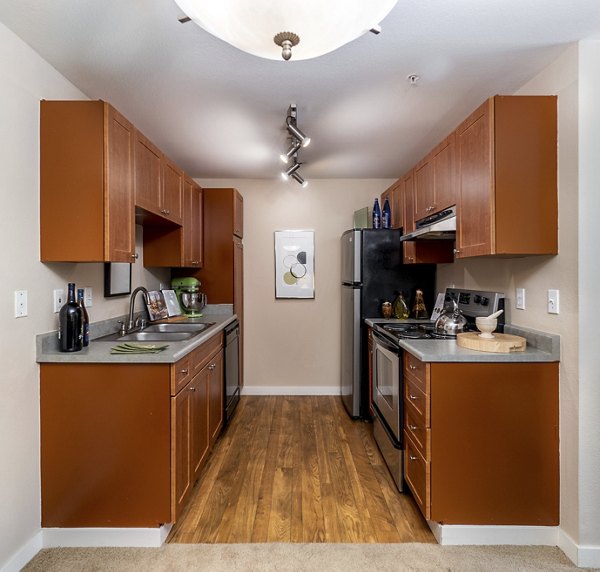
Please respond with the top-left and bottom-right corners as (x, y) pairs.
(0, 22), (168, 568)
(198, 179), (392, 393)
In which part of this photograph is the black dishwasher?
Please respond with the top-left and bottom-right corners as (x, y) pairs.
(223, 319), (240, 424)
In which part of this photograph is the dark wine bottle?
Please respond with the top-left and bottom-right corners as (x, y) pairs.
(382, 197), (392, 229)
(77, 288), (90, 347)
(372, 198), (382, 229)
(58, 283), (83, 352)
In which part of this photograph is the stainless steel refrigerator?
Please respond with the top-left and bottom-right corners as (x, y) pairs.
(340, 229), (436, 418)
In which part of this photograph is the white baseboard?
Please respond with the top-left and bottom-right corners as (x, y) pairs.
(0, 531), (43, 572)
(42, 524), (172, 548)
(242, 386), (341, 396)
(428, 522), (559, 546)
(558, 527), (600, 568)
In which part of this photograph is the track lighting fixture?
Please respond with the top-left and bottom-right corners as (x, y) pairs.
(281, 161), (300, 181)
(286, 118), (311, 148)
(280, 141), (301, 164)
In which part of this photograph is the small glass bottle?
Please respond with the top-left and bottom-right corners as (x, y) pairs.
(411, 289), (428, 319)
(372, 198), (382, 229)
(392, 291), (410, 319)
(77, 288), (90, 347)
(58, 283), (83, 352)
(382, 198), (392, 229)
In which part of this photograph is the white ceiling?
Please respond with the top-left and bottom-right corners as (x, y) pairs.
(1, 1), (600, 180)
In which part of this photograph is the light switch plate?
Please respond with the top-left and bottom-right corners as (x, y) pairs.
(515, 287), (526, 310)
(53, 289), (65, 313)
(84, 287), (93, 307)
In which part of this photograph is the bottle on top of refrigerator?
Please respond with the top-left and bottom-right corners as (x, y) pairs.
(58, 283), (83, 352)
(382, 198), (392, 229)
(372, 198), (382, 229)
(77, 288), (90, 347)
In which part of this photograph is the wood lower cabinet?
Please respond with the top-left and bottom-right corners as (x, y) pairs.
(40, 100), (136, 263)
(456, 96), (557, 258)
(40, 333), (224, 527)
(403, 352), (559, 525)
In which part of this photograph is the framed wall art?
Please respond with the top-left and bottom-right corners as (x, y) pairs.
(103, 262), (132, 297)
(274, 230), (315, 299)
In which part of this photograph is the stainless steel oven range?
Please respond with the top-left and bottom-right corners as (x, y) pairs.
(371, 288), (504, 492)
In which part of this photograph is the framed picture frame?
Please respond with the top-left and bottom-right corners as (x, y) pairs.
(274, 230), (315, 299)
(104, 262), (132, 297)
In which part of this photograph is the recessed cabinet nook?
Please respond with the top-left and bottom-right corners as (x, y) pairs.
(382, 95), (557, 263)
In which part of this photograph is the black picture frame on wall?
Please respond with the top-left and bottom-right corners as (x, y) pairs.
(104, 262), (132, 297)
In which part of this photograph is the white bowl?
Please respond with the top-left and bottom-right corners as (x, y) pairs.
(475, 317), (497, 339)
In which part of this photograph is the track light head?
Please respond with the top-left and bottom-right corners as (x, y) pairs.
(281, 161), (301, 180)
(286, 120), (311, 147)
(291, 172), (308, 188)
(279, 141), (301, 164)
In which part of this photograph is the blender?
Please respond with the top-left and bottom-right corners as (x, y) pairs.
(171, 277), (206, 317)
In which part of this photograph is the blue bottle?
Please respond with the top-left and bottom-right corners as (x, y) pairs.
(372, 198), (382, 229)
(382, 198), (392, 229)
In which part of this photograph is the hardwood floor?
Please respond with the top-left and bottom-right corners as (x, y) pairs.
(167, 396), (435, 544)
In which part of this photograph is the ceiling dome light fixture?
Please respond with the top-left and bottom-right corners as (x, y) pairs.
(173, 0), (398, 61)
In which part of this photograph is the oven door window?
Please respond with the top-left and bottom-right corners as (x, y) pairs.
(373, 335), (401, 439)
(375, 344), (396, 410)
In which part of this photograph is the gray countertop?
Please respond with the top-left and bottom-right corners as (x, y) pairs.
(365, 318), (560, 363)
(37, 306), (236, 364)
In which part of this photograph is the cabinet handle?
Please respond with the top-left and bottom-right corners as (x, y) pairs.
(189, 386), (196, 392)
(208, 364), (216, 371)
(408, 424), (418, 431)
(409, 364), (416, 370)
(408, 394), (418, 401)
(166, 209), (171, 215)
(409, 454), (418, 461)
(160, 209), (167, 214)
(192, 260), (199, 265)
(131, 252), (139, 260)
(180, 368), (189, 374)
(407, 256), (414, 262)
(453, 248), (460, 255)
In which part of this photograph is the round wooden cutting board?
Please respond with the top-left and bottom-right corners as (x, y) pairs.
(456, 332), (527, 353)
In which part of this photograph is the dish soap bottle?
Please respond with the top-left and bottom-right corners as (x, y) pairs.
(392, 291), (409, 319)
(411, 289), (428, 319)
(372, 198), (382, 229)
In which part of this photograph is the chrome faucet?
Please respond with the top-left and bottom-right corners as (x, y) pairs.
(126, 286), (150, 332)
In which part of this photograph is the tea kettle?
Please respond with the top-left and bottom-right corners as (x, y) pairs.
(434, 297), (468, 335)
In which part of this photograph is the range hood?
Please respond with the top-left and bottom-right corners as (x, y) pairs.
(401, 206), (456, 241)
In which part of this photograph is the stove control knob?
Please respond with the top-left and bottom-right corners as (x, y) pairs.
(481, 296), (489, 306)
(474, 295), (481, 304)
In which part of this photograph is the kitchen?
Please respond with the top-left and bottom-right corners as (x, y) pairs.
(0, 1), (599, 570)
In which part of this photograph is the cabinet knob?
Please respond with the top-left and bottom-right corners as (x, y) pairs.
(408, 424), (418, 431)
(453, 248), (461, 255)
(408, 394), (418, 401)
(160, 209), (167, 214)
(208, 364), (216, 371)
(408, 256), (414, 262)
(166, 209), (171, 215)
(409, 454), (418, 461)
(409, 364), (416, 371)
(131, 252), (139, 260)
(180, 368), (189, 374)
(189, 386), (196, 392)
(192, 260), (199, 265)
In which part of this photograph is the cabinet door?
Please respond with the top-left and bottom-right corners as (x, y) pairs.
(162, 158), (184, 225)
(172, 383), (193, 521)
(105, 105), (135, 262)
(208, 350), (224, 445)
(456, 100), (494, 258)
(403, 170), (416, 234)
(392, 180), (404, 230)
(134, 130), (162, 215)
(432, 133), (456, 211)
(182, 178), (202, 268)
(191, 371), (210, 480)
(233, 190), (243, 238)
(414, 159), (434, 221)
(403, 240), (455, 264)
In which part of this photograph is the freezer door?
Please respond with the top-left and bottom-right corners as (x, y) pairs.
(341, 229), (361, 284)
(341, 283), (361, 417)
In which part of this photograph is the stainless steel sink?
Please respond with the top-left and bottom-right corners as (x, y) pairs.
(95, 321), (216, 343)
(143, 322), (215, 334)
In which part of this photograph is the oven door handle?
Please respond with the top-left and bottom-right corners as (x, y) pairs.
(372, 330), (400, 355)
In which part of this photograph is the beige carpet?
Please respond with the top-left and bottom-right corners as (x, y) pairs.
(23, 543), (593, 571)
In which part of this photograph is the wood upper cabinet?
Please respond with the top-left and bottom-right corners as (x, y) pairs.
(402, 170), (416, 234)
(40, 100), (135, 263)
(414, 134), (457, 221)
(161, 157), (184, 225)
(456, 96), (557, 258)
(381, 180), (404, 230)
(403, 354), (559, 525)
(134, 129), (162, 214)
(233, 190), (244, 238)
(182, 177), (203, 268)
